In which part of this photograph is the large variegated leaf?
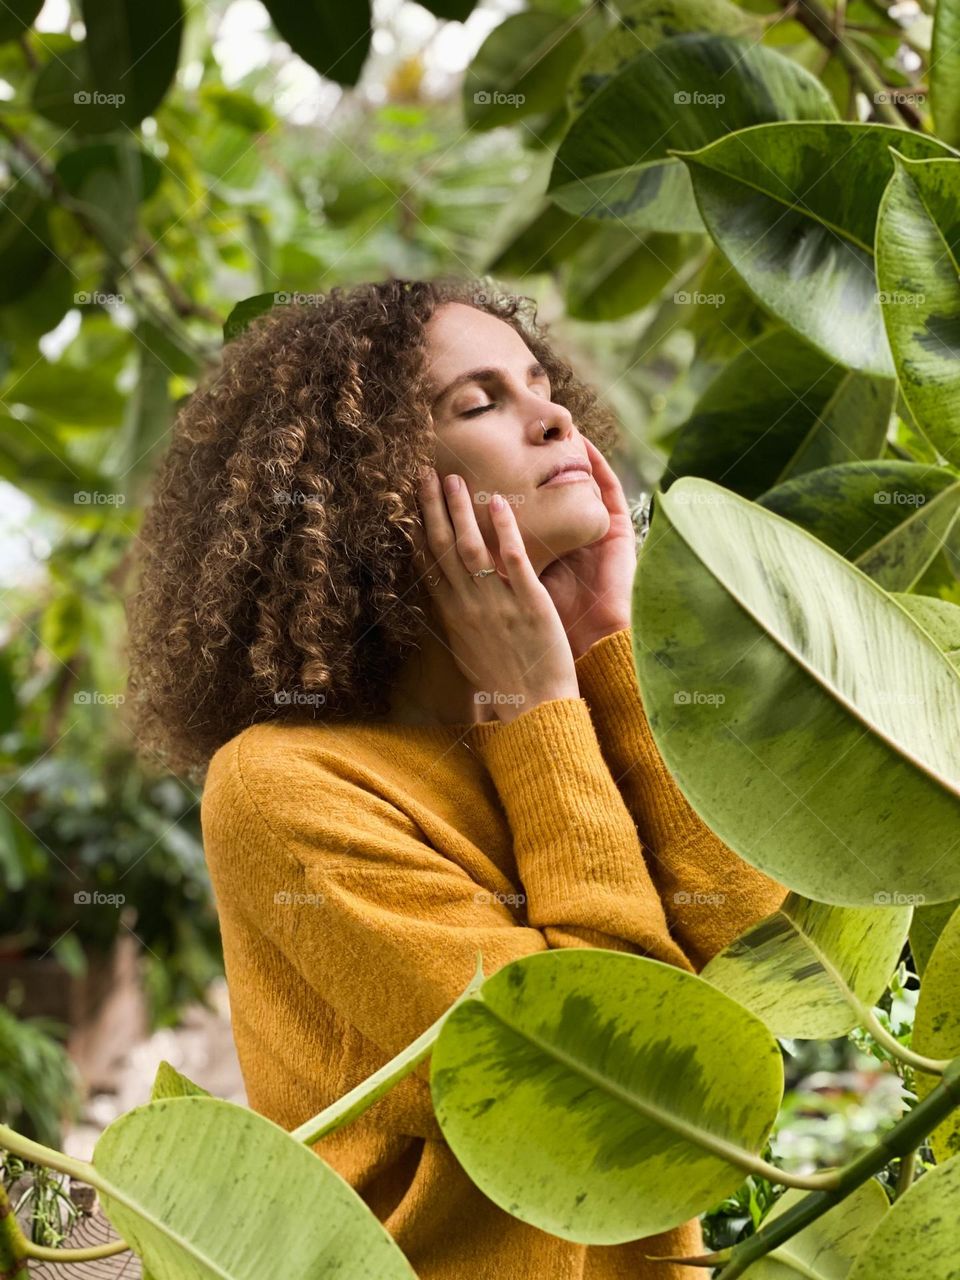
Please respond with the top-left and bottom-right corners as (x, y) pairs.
(757, 462), (960, 591)
(678, 122), (957, 375)
(664, 331), (893, 499)
(701, 893), (911, 1038)
(548, 35), (836, 235)
(740, 1179), (889, 1279)
(911, 905), (960, 1162)
(876, 153), (960, 469)
(93, 1097), (417, 1278)
(633, 476), (960, 905)
(893, 593), (960, 670)
(931, 0), (960, 147)
(565, 0), (760, 113)
(431, 949), (783, 1243)
(847, 1155), (960, 1280)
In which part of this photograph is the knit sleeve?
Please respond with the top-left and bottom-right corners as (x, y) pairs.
(201, 707), (693, 1094)
(573, 627), (788, 971)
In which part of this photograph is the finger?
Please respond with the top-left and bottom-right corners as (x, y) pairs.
(418, 467), (460, 581)
(583, 438), (628, 515)
(441, 474), (497, 577)
(414, 471), (453, 588)
(489, 494), (543, 597)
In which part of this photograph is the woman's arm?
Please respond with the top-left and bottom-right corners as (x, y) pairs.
(201, 698), (695, 1099)
(572, 626), (788, 971)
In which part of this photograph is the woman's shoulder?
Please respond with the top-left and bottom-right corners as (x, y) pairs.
(200, 716), (426, 857)
(205, 716), (369, 797)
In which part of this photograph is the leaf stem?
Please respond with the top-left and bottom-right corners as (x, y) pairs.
(26, 1239), (131, 1262)
(292, 954), (487, 1146)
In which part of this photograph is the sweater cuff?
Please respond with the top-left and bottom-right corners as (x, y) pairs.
(471, 696), (691, 968)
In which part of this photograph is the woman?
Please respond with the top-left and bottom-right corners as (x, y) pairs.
(126, 275), (786, 1279)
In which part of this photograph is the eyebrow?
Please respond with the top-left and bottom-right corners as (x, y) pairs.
(430, 360), (548, 408)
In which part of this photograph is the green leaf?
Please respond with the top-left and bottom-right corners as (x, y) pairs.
(118, 339), (172, 502)
(3, 359), (125, 427)
(701, 892), (911, 1039)
(0, 0), (41, 43)
(55, 141), (163, 255)
(875, 153), (960, 469)
(665, 331), (893, 499)
(892, 592), (960, 669)
(741, 1179), (888, 1279)
(549, 34), (837, 236)
(418, 0), (477, 19)
(685, 250), (777, 365)
(487, 202), (599, 276)
(565, 228), (693, 320)
(910, 898), (960, 977)
(431, 949), (784, 1243)
(0, 414), (112, 508)
(678, 122), (957, 376)
(847, 1155), (960, 1279)
(911, 905), (960, 1161)
(263, 0), (372, 88)
(81, 0), (184, 126)
(565, 0), (761, 113)
(223, 292), (277, 342)
(634, 476), (960, 906)
(757, 462), (960, 592)
(464, 10), (587, 130)
(150, 1061), (211, 1101)
(32, 42), (125, 133)
(93, 1096), (418, 1277)
(0, 180), (54, 305)
(0, 652), (15, 733)
(931, 0), (960, 146)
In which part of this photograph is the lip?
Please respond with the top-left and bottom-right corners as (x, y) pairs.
(538, 459), (593, 487)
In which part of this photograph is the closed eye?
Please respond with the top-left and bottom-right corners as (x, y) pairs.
(460, 403), (497, 418)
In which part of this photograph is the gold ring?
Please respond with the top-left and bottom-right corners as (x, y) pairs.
(471, 567), (497, 578)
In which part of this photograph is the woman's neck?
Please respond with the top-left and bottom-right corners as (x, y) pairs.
(384, 606), (498, 727)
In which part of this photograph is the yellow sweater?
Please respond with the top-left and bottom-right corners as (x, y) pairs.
(200, 627), (787, 1279)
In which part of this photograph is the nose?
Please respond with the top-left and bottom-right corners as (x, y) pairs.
(526, 399), (574, 444)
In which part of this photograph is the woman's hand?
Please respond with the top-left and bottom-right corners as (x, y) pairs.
(413, 469), (579, 724)
(537, 437), (636, 661)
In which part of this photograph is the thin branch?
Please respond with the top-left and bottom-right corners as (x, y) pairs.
(787, 0), (922, 128)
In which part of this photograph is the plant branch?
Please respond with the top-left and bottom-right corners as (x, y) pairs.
(0, 118), (220, 350)
(714, 1056), (960, 1279)
(786, 0), (921, 127)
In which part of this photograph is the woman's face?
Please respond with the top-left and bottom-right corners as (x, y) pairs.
(423, 302), (610, 576)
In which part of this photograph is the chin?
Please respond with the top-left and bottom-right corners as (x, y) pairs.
(525, 503), (610, 567)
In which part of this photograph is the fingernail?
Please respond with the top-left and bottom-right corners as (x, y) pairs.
(444, 473), (460, 494)
(490, 493), (503, 511)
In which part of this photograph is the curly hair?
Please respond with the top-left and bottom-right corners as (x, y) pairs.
(124, 274), (620, 782)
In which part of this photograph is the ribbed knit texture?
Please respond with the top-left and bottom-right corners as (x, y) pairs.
(200, 627), (787, 1279)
